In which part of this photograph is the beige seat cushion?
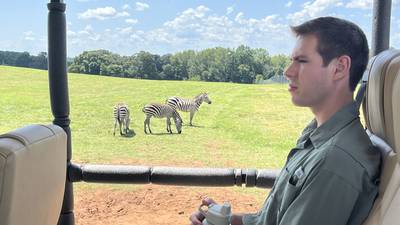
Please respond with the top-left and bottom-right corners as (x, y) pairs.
(363, 49), (400, 225)
(0, 124), (67, 225)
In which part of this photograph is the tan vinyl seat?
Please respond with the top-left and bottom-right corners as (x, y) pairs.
(363, 49), (400, 225)
(0, 124), (67, 225)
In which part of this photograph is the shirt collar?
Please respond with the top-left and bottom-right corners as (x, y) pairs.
(309, 101), (360, 148)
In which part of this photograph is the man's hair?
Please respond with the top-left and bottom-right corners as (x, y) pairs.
(291, 17), (369, 91)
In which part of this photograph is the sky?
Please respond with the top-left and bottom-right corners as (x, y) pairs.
(1, 0), (400, 57)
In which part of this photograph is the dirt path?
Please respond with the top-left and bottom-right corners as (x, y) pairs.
(75, 185), (265, 225)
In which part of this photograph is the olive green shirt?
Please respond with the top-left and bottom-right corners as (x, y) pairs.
(243, 102), (381, 225)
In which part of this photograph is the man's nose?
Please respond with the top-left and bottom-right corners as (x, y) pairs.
(284, 63), (295, 79)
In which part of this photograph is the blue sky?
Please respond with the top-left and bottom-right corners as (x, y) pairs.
(1, 0), (400, 57)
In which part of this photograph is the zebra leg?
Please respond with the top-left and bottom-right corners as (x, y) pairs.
(125, 118), (130, 135)
(166, 117), (172, 133)
(119, 120), (123, 136)
(144, 117), (149, 134)
(113, 119), (118, 136)
(144, 116), (152, 134)
(126, 118), (133, 134)
(189, 111), (195, 126)
(123, 120), (127, 135)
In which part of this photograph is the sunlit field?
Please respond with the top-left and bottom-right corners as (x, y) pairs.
(0, 65), (313, 169)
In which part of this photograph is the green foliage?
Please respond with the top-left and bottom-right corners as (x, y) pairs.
(268, 54), (291, 79)
(0, 66), (313, 169)
(255, 74), (264, 84)
(68, 46), (290, 84)
(0, 50), (48, 70)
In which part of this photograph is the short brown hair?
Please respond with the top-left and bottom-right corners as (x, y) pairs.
(291, 17), (369, 91)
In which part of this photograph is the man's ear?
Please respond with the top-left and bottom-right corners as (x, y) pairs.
(333, 55), (351, 80)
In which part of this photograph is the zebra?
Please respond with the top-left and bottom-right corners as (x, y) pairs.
(113, 103), (131, 136)
(142, 103), (182, 134)
(166, 93), (212, 126)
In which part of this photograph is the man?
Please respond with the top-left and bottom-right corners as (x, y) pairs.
(189, 16), (381, 225)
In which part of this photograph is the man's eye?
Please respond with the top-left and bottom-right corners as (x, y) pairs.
(297, 59), (308, 63)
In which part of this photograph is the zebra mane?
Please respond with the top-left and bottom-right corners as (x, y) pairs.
(194, 93), (206, 100)
(172, 109), (182, 122)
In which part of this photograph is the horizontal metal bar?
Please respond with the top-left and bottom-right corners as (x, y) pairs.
(69, 163), (280, 188)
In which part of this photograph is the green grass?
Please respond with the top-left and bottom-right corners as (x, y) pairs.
(0, 65), (313, 170)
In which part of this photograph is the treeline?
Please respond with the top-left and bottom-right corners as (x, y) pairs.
(0, 51), (48, 70)
(69, 45), (290, 84)
(0, 46), (290, 84)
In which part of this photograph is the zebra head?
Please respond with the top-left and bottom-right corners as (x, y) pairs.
(200, 93), (212, 104)
(173, 110), (182, 134)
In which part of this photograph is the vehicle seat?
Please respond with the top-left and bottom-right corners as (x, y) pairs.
(0, 124), (67, 225)
(363, 49), (400, 225)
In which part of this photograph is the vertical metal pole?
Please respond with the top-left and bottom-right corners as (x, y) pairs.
(371, 0), (392, 56)
(47, 1), (75, 225)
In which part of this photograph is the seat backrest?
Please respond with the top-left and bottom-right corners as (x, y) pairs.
(0, 124), (67, 225)
(363, 49), (400, 225)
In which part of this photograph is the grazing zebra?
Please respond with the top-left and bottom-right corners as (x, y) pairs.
(166, 93), (212, 126)
(142, 103), (182, 134)
(113, 103), (131, 136)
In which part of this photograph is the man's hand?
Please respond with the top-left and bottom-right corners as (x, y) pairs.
(189, 197), (216, 225)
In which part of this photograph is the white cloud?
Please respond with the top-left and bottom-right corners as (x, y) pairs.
(135, 2), (150, 11)
(118, 27), (134, 35)
(226, 6), (234, 15)
(78, 7), (130, 20)
(345, 0), (372, 9)
(24, 31), (34, 36)
(122, 4), (130, 10)
(164, 5), (210, 29)
(23, 31), (35, 41)
(235, 12), (244, 24)
(287, 0), (342, 23)
(285, 1), (293, 7)
(67, 5), (294, 56)
(117, 12), (130, 17)
(126, 19), (138, 25)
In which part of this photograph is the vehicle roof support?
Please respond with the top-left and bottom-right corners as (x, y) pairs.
(48, 1), (74, 225)
(372, 0), (392, 56)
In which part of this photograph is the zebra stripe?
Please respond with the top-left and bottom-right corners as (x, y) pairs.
(113, 103), (131, 136)
(166, 93), (212, 126)
(142, 103), (182, 134)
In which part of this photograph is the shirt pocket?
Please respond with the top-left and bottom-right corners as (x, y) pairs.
(278, 167), (306, 221)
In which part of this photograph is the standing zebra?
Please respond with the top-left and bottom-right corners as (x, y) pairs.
(142, 103), (182, 134)
(113, 103), (131, 136)
(166, 93), (212, 126)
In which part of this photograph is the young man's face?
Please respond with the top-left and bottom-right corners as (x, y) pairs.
(284, 34), (336, 109)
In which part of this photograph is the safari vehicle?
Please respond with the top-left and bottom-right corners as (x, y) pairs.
(0, 0), (399, 225)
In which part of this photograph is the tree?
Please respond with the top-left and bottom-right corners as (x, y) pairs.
(135, 51), (159, 79)
(15, 52), (31, 67)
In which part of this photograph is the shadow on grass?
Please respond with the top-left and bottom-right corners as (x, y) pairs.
(146, 132), (182, 136)
(182, 124), (205, 128)
(121, 130), (136, 138)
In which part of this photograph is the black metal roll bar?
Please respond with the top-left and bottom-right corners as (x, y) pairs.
(69, 164), (280, 188)
(47, 0), (393, 224)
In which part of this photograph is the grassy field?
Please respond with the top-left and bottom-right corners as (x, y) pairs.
(0, 65), (313, 170)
